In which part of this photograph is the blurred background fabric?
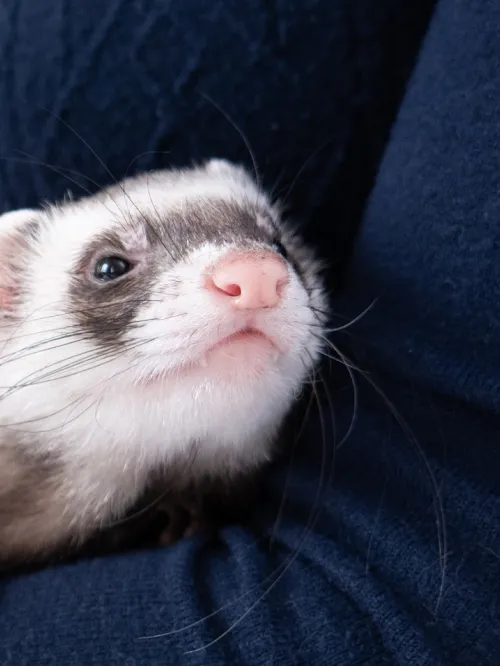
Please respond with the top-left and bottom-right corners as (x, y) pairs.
(0, 0), (435, 286)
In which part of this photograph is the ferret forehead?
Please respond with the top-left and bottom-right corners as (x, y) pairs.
(102, 166), (271, 219)
(52, 163), (272, 228)
(45, 181), (276, 268)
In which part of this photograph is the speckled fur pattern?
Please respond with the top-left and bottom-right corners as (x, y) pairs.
(0, 159), (328, 565)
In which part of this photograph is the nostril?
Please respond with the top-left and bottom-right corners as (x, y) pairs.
(206, 276), (242, 298)
(216, 282), (241, 297)
(276, 277), (288, 297)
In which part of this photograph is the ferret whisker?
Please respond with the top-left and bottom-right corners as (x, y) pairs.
(279, 133), (336, 211)
(323, 299), (378, 334)
(100, 442), (201, 530)
(4, 152), (99, 199)
(3, 323), (91, 340)
(61, 395), (104, 433)
(313, 343), (363, 374)
(64, 298), (175, 313)
(7, 395), (104, 437)
(317, 334), (447, 613)
(0, 311), (186, 367)
(0, 299), (177, 336)
(32, 339), (152, 383)
(124, 150), (172, 178)
(264, 166), (288, 208)
(41, 107), (178, 262)
(199, 91), (262, 193)
(1, 339), (146, 394)
(308, 304), (334, 320)
(0, 313), (184, 351)
(269, 378), (316, 549)
(317, 339), (359, 450)
(0, 299), (75, 357)
(0, 332), (91, 367)
(358, 370), (448, 614)
(10, 152), (154, 246)
(145, 172), (183, 260)
(0, 393), (93, 432)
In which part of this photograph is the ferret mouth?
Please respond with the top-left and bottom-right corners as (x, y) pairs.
(204, 328), (277, 355)
(195, 326), (283, 376)
(140, 327), (282, 386)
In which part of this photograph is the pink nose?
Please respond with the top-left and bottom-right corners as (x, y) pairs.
(207, 251), (289, 309)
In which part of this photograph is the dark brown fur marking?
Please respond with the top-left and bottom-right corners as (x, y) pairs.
(68, 228), (161, 346)
(0, 437), (65, 566)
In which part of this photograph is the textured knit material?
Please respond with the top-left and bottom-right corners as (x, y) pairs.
(1, 0), (499, 664)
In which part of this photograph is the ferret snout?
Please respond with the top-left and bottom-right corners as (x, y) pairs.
(206, 251), (289, 310)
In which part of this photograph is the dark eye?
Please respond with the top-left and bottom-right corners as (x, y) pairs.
(271, 240), (288, 260)
(94, 256), (132, 282)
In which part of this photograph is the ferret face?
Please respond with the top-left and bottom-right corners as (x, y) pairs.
(0, 160), (327, 484)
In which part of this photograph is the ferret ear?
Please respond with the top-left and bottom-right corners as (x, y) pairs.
(204, 158), (234, 174)
(0, 208), (40, 318)
(204, 158), (256, 185)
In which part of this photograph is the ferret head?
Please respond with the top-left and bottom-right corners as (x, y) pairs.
(0, 159), (327, 486)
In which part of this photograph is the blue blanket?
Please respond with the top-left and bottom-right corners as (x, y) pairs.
(1, 0), (498, 664)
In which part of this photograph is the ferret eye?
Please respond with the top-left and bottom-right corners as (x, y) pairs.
(94, 256), (132, 281)
(271, 240), (288, 260)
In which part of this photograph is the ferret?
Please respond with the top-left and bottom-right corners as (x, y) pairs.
(0, 158), (327, 568)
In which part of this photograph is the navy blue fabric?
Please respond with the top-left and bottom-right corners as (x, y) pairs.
(1, 0), (500, 665)
(0, 0), (433, 284)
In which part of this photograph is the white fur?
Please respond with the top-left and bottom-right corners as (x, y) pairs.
(0, 160), (327, 537)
